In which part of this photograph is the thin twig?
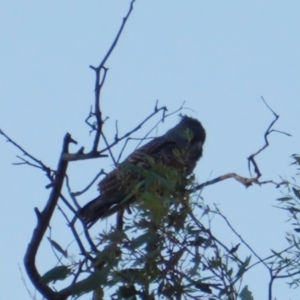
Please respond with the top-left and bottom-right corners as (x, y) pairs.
(101, 132), (117, 166)
(99, 105), (167, 155)
(0, 129), (54, 180)
(248, 97), (290, 178)
(60, 193), (77, 215)
(18, 264), (37, 300)
(89, 0), (136, 153)
(214, 207), (269, 270)
(72, 169), (106, 197)
(58, 210), (93, 261)
(64, 174), (81, 210)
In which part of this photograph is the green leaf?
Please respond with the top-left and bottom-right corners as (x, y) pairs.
(239, 285), (254, 300)
(104, 230), (127, 243)
(188, 236), (207, 246)
(276, 196), (293, 201)
(130, 232), (151, 249)
(209, 258), (221, 269)
(195, 281), (212, 294)
(94, 245), (120, 268)
(235, 256), (251, 279)
(229, 243), (240, 254)
(114, 268), (147, 285)
(293, 188), (300, 200)
(71, 269), (109, 296)
(40, 265), (71, 284)
(47, 237), (68, 258)
(150, 172), (175, 191)
(291, 154), (300, 165)
(270, 249), (282, 258)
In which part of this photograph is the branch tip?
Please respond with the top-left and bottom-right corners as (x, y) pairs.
(261, 96), (278, 117)
(46, 183), (54, 189)
(69, 137), (78, 145)
(34, 208), (41, 221)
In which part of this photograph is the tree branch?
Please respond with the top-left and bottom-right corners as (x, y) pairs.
(191, 99), (290, 193)
(89, 0), (136, 153)
(0, 128), (54, 180)
(248, 97), (291, 178)
(23, 133), (72, 300)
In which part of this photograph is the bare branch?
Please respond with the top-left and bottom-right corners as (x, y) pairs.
(72, 169), (106, 197)
(248, 97), (290, 178)
(18, 264), (37, 300)
(192, 99), (291, 194)
(0, 128), (54, 180)
(190, 173), (258, 193)
(214, 207), (269, 270)
(63, 152), (108, 161)
(92, 0), (135, 71)
(57, 208), (93, 261)
(99, 105), (167, 155)
(89, 0), (136, 153)
(191, 173), (289, 194)
(59, 192), (77, 215)
(115, 101), (179, 162)
(24, 133), (72, 300)
(101, 132), (118, 166)
(64, 174), (81, 210)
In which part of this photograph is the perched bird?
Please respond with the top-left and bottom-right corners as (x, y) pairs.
(80, 116), (206, 227)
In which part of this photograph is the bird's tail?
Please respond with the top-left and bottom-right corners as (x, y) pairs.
(79, 195), (126, 228)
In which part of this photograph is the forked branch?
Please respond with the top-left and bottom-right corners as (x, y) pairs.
(88, 0), (136, 154)
(191, 98), (290, 193)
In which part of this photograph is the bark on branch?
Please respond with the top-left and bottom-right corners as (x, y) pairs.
(24, 133), (72, 300)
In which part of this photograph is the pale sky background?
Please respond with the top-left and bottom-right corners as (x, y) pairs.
(1, 1), (300, 299)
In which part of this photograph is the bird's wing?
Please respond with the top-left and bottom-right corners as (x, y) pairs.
(98, 136), (176, 194)
(80, 137), (179, 227)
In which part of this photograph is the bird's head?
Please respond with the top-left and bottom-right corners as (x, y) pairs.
(166, 115), (206, 150)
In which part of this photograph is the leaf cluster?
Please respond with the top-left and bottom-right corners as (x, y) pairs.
(58, 164), (253, 300)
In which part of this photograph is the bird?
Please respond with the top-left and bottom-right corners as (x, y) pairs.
(79, 115), (206, 228)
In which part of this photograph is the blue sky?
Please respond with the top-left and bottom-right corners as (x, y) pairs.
(1, 1), (300, 299)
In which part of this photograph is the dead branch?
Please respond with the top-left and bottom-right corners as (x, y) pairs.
(63, 152), (108, 161)
(191, 99), (290, 194)
(190, 173), (258, 193)
(248, 97), (291, 178)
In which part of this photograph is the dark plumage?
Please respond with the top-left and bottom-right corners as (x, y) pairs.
(80, 116), (206, 227)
